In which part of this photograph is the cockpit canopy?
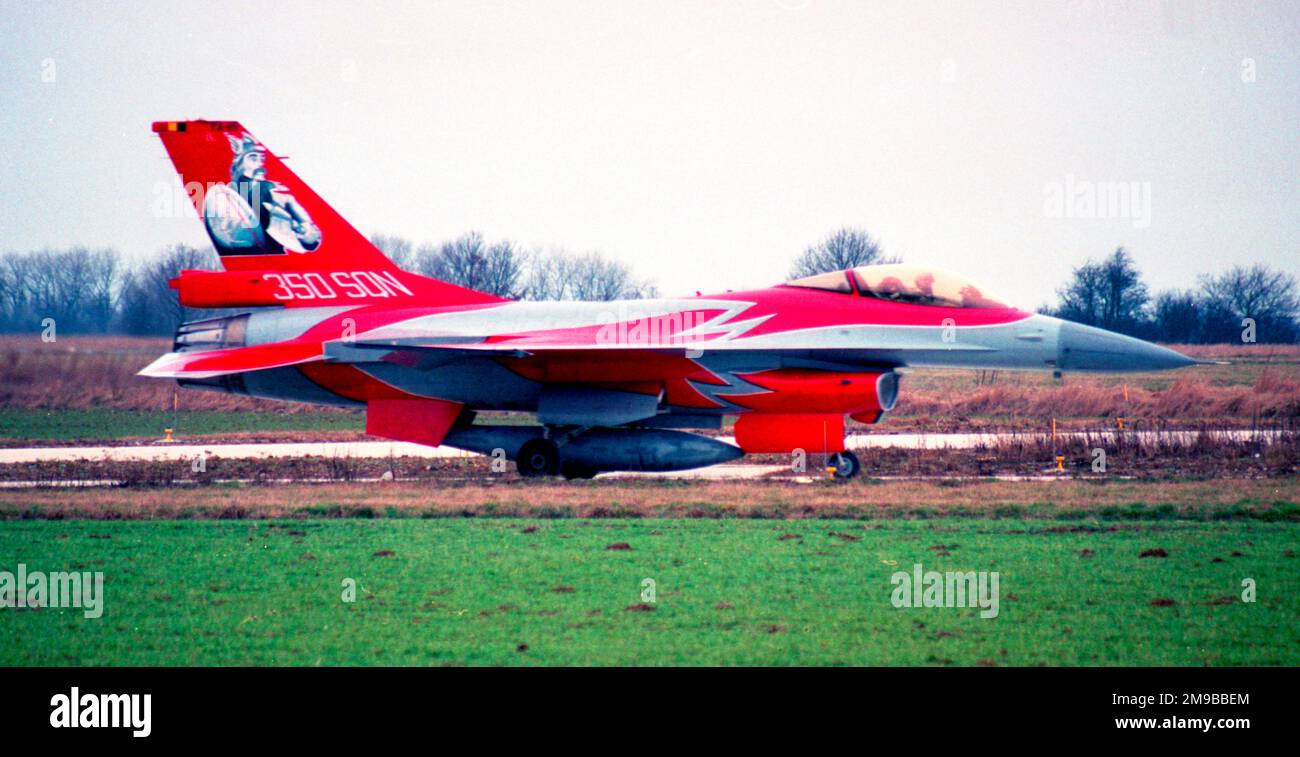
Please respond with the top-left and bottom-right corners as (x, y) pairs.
(785, 263), (1009, 309)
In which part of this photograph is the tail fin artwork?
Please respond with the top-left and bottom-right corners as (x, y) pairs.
(153, 120), (504, 308)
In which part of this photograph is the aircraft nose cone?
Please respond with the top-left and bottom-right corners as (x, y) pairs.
(1057, 321), (1196, 372)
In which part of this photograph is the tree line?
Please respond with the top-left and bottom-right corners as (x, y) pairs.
(368, 232), (658, 302)
(0, 234), (658, 336)
(1044, 247), (1299, 344)
(1, 228), (1295, 343)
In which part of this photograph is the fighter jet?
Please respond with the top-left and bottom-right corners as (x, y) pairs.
(141, 120), (1197, 478)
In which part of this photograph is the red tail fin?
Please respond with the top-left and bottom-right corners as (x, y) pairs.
(153, 120), (504, 307)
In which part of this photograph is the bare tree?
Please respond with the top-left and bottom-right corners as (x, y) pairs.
(789, 227), (897, 279)
(369, 233), (415, 269)
(414, 232), (525, 298)
(522, 249), (657, 301)
(519, 249), (570, 301)
(1199, 264), (1299, 343)
(79, 248), (121, 330)
(119, 244), (221, 334)
(0, 247), (122, 333)
(0, 252), (35, 329)
(1152, 290), (1201, 343)
(1054, 247), (1150, 335)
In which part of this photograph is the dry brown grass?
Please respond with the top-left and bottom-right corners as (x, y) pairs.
(1171, 343), (1300, 359)
(0, 335), (323, 413)
(2, 477), (1296, 520)
(894, 374), (1300, 427)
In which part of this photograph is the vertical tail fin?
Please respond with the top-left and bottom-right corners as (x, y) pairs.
(153, 120), (504, 306)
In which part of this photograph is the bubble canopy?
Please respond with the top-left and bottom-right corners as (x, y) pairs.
(785, 264), (1010, 309)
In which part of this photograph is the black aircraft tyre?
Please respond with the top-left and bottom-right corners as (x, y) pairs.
(516, 439), (560, 477)
(830, 450), (860, 479)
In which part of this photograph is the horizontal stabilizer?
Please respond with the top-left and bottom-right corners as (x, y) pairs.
(138, 342), (323, 379)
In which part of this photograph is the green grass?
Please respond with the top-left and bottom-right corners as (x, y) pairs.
(0, 409), (363, 441)
(1, 519), (1294, 665)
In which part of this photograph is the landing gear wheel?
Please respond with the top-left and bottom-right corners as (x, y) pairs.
(560, 462), (598, 480)
(516, 439), (560, 477)
(829, 450), (860, 479)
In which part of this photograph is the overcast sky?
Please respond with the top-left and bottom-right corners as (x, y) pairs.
(1, 1), (1297, 306)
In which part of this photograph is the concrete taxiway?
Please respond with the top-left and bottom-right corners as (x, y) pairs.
(0, 428), (1279, 466)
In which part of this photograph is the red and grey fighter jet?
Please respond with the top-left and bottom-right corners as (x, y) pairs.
(142, 120), (1197, 478)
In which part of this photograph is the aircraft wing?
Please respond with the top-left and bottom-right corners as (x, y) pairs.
(322, 337), (915, 372)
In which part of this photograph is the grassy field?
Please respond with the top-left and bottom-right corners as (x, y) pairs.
(4, 477), (1298, 519)
(0, 408), (363, 442)
(0, 517), (1294, 666)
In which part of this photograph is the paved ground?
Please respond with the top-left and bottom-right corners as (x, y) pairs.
(0, 428), (1278, 465)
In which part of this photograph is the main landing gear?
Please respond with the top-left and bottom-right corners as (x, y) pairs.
(516, 438), (560, 477)
(515, 433), (599, 479)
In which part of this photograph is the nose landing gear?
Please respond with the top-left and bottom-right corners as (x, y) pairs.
(828, 450), (860, 479)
